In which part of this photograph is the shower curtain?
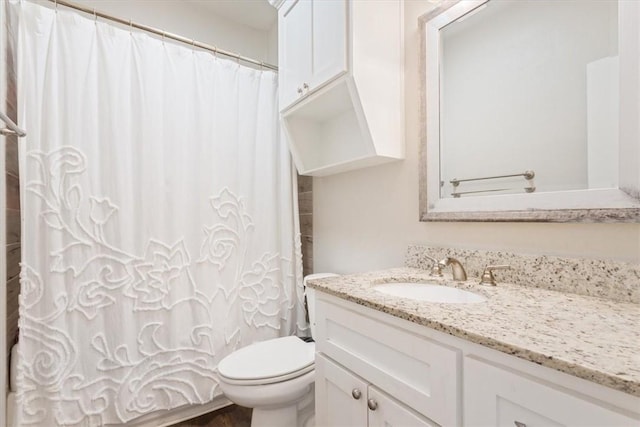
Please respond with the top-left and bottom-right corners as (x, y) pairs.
(14, 2), (305, 425)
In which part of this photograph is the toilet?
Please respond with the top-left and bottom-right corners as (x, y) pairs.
(217, 273), (338, 427)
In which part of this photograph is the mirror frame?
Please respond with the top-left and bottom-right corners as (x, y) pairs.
(419, 0), (640, 222)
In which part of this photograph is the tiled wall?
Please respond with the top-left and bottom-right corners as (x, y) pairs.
(298, 175), (313, 276)
(5, 9), (20, 357)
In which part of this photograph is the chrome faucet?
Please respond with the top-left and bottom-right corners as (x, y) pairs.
(438, 257), (467, 281)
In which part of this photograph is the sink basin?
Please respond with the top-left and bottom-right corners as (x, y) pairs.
(372, 282), (486, 304)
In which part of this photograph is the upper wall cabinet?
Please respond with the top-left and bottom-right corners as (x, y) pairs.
(279, 0), (347, 108)
(277, 0), (404, 176)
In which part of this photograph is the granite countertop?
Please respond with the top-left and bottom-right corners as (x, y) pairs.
(307, 267), (640, 397)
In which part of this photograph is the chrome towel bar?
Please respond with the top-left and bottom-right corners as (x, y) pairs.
(450, 170), (535, 187)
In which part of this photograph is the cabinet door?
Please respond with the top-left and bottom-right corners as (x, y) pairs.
(464, 357), (639, 427)
(309, 0), (347, 91)
(368, 386), (439, 427)
(315, 354), (368, 427)
(279, 0), (312, 109)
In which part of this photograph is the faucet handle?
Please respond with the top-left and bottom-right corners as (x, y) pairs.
(424, 255), (443, 277)
(431, 264), (443, 277)
(479, 265), (510, 286)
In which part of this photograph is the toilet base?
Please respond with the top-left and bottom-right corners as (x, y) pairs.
(252, 406), (297, 427)
(249, 383), (314, 427)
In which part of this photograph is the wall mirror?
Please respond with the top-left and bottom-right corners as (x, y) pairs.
(419, 0), (640, 222)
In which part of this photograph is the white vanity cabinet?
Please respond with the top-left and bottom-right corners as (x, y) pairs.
(313, 291), (640, 427)
(316, 355), (437, 427)
(464, 357), (639, 427)
(314, 297), (460, 426)
(276, 0), (404, 176)
(278, 0), (347, 109)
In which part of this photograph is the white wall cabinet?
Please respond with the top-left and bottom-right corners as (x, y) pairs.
(315, 354), (436, 427)
(276, 0), (404, 176)
(279, 0), (347, 109)
(314, 292), (640, 427)
(279, 0), (312, 109)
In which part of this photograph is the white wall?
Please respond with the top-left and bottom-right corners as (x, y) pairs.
(314, 0), (640, 274)
(52, 0), (276, 64)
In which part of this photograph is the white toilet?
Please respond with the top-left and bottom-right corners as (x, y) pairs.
(217, 273), (338, 427)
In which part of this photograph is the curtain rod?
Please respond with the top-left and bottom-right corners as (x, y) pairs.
(46, 0), (279, 71)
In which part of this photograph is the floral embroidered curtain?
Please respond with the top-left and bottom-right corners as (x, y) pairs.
(15, 2), (305, 425)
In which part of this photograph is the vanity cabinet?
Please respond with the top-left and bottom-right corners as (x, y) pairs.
(464, 357), (639, 426)
(314, 297), (460, 426)
(276, 0), (404, 176)
(278, 0), (347, 109)
(313, 291), (640, 427)
(316, 355), (436, 427)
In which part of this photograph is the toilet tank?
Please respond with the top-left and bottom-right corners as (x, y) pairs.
(303, 273), (338, 339)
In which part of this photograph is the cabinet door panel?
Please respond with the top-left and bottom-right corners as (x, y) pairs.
(368, 386), (439, 427)
(280, 0), (311, 109)
(310, 0), (347, 90)
(315, 354), (368, 427)
(464, 356), (639, 427)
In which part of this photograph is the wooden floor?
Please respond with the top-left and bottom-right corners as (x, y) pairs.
(171, 405), (252, 427)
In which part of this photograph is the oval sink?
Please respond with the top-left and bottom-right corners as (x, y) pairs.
(372, 282), (486, 304)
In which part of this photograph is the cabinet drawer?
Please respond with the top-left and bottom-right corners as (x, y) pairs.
(316, 299), (460, 426)
(464, 356), (639, 427)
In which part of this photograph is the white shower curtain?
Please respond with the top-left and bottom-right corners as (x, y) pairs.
(15, 2), (305, 425)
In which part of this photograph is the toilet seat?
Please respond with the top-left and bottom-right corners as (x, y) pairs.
(218, 336), (315, 386)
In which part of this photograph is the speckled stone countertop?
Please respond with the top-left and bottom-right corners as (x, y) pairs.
(307, 268), (640, 397)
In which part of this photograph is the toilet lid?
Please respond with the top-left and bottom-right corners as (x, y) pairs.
(218, 336), (315, 383)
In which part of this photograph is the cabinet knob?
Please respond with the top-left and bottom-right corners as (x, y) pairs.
(367, 399), (378, 411)
(514, 422), (526, 427)
(297, 87), (303, 95)
(351, 388), (362, 400)
(303, 82), (309, 90)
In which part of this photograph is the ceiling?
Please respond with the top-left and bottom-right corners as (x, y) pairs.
(186, 0), (277, 31)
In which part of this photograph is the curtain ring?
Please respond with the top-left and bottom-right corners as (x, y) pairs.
(93, 8), (97, 23)
(162, 31), (166, 44)
(129, 19), (133, 34)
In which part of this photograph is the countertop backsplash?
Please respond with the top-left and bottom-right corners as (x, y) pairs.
(405, 245), (640, 304)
